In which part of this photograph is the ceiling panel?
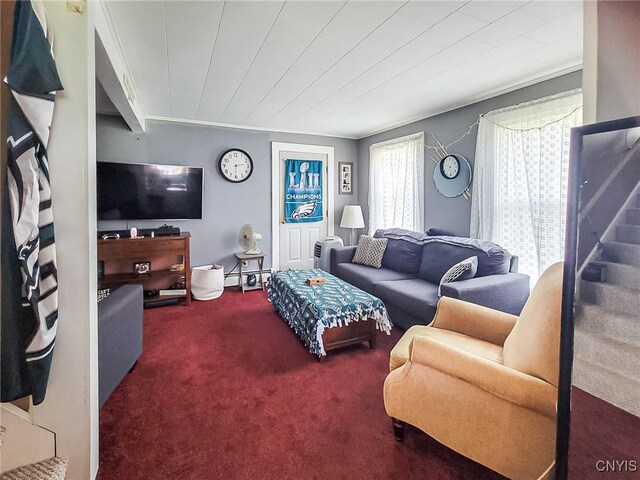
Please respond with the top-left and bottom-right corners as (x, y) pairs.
(218, 2), (345, 124)
(395, 1), (467, 26)
(271, 10), (488, 128)
(107, 1), (168, 106)
(266, 12), (436, 127)
(523, 9), (583, 45)
(244, 1), (403, 125)
(470, 9), (546, 46)
(311, 36), (546, 135)
(106, 0), (584, 138)
(283, 1), (403, 84)
(242, 77), (311, 126)
(459, 0), (527, 23)
(169, 93), (200, 119)
(206, 1), (284, 72)
(165, 1), (222, 117)
(196, 67), (247, 120)
(197, 1), (284, 119)
(521, 0), (582, 21)
(240, 2), (402, 125)
(298, 37), (493, 129)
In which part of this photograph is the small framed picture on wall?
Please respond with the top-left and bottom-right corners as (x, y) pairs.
(339, 162), (353, 195)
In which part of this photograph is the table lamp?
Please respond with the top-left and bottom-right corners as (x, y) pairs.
(340, 205), (365, 246)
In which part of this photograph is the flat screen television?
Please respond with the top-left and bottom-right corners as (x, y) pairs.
(97, 162), (203, 220)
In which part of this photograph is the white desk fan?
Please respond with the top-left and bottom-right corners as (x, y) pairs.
(239, 224), (263, 255)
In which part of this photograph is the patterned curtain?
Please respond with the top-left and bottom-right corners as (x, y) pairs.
(470, 90), (582, 282)
(368, 132), (424, 235)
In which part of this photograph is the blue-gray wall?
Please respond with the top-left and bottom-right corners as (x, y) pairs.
(96, 116), (358, 270)
(97, 71), (582, 270)
(357, 71), (583, 236)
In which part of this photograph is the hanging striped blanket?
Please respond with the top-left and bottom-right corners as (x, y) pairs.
(1, 0), (63, 405)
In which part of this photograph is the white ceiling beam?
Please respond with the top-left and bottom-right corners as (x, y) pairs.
(95, 2), (145, 132)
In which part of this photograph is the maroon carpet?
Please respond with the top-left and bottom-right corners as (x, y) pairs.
(569, 388), (640, 479)
(98, 289), (503, 480)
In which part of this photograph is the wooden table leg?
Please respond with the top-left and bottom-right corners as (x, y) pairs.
(369, 318), (377, 349)
(258, 257), (264, 290)
(392, 418), (405, 441)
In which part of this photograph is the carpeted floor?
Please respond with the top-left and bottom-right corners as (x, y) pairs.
(98, 289), (640, 480)
(568, 388), (640, 479)
(98, 289), (504, 480)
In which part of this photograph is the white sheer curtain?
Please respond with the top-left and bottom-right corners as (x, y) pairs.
(470, 90), (582, 281)
(368, 132), (424, 235)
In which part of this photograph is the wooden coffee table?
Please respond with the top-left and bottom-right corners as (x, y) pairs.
(267, 268), (392, 361)
(320, 318), (377, 363)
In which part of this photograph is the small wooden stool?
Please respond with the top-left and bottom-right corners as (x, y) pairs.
(234, 252), (265, 293)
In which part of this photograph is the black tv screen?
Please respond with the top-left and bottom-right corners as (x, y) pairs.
(97, 162), (203, 220)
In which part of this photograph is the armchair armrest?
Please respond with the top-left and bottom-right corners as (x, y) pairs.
(440, 272), (530, 315)
(409, 334), (557, 418)
(330, 245), (357, 275)
(431, 296), (517, 346)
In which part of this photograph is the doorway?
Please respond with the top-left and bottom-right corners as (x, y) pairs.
(271, 142), (334, 271)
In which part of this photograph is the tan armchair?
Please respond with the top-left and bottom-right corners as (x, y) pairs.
(384, 262), (563, 480)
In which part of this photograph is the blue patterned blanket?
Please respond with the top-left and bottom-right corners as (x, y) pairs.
(267, 268), (392, 356)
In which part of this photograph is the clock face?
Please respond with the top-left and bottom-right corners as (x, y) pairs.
(440, 155), (460, 179)
(219, 149), (253, 183)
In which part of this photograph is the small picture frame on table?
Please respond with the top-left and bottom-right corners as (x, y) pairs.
(339, 162), (353, 195)
(133, 261), (151, 275)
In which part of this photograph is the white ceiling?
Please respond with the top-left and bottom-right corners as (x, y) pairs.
(103, 0), (583, 139)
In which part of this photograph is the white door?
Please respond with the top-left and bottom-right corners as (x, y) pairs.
(271, 143), (334, 271)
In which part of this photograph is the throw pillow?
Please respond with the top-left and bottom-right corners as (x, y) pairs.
(438, 256), (478, 296)
(352, 235), (388, 269)
(426, 227), (458, 237)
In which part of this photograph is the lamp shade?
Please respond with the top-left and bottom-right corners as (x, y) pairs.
(340, 205), (365, 229)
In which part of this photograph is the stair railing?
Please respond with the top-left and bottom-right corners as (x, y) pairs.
(577, 133), (640, 273)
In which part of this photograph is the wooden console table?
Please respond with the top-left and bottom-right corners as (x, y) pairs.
(98, 232), (191, 306)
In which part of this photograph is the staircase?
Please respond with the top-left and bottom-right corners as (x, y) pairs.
(574, 192), (640, 417)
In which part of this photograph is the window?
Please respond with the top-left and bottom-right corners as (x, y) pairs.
(470, 90), (582, 281)
(368, 132), (424, 234)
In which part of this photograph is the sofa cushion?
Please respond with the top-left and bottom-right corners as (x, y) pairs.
(418, 236), (511, 284)
(352, 235), (387, 268)
(335, 263), (414, 294)
(374, 228), (426, 274)
(374, 278), (439, 324)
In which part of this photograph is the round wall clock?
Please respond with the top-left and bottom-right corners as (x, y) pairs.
(218, 148), (253, 183)
(433, 154), (472, 198)
(440, 154), (460, 179)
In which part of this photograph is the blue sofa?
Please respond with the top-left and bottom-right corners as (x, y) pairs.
(330, 229), (530, 330)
